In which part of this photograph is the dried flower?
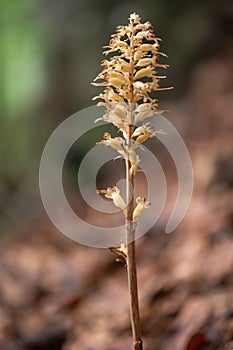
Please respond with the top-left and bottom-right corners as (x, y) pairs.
(97, 132), (124, 151)
(133, 196), (151, 221)
(110, 242), (127, 262)
(97, 186), (126, 213)
(132, 123), (165, 144)
(92, 12), (172, 125)
(127, 147), (140, 175)
(95, 102), (128, 130)
(94, 13), (171, 222)
(97, 132), (140, 175)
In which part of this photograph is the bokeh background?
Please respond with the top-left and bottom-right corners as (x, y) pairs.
(0, 0), (232, 349)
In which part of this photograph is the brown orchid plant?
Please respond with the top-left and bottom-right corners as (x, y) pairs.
(92, 13), (171, 350)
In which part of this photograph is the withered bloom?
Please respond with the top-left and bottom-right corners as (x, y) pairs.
(133, 197), (151, 221)
(97, 186), (126, 213)
(93, 13), (171, 127)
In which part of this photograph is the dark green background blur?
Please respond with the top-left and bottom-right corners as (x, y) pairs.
(0, 0), (230, 235)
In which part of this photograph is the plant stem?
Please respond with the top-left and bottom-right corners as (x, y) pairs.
(126, 18), (143, 347)
(125, 124), (143, 350)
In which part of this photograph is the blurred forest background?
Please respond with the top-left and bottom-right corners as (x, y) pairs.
(0, 0), (233, 349)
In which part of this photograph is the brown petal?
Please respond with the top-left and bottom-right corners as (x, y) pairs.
(134, 67), (152, 80)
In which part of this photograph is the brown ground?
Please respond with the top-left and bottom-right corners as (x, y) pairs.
(0, 50), (232, 350)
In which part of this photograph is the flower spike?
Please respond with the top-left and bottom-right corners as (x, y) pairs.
(92, 12), (172, 115)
